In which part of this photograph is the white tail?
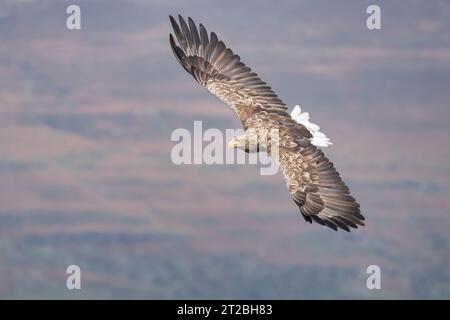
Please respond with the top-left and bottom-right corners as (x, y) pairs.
(290, 105), (332, 147)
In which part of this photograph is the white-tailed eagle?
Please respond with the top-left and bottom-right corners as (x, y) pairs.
(169, 15), (365, 231)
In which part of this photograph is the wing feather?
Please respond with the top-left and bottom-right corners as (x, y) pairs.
(170, 16), (188, 54)
(279, 144), (364, 232)
(188, 17), (201, 54)
(179, 15), (194, 55)
(199, 23), (209, 50)
(169, 15), (290, 126)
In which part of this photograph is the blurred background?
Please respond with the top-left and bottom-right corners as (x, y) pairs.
(1, 0), (449, 299)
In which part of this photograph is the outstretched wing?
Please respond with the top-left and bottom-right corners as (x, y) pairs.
(279, 142), (364, 232)
(169, 15), (290, 128)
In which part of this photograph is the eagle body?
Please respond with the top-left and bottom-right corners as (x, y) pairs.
(169, 15), (365, 231)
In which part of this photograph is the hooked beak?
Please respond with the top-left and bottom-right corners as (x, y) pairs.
(228, 138), (239, 148)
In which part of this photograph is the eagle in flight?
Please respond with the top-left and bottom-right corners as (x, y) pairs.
(169, 15), (365, 231)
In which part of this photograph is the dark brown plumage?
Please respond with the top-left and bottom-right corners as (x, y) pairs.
(169, 15), (365, 231)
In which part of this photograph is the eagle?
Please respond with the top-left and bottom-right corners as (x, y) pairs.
(169, 15), (365, 231)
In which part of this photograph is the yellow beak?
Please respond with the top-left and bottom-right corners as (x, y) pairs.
(228, 139), (239, 148)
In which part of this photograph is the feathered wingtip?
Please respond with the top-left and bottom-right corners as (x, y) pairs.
(290, 105), (332, 147)
(169, 15), (191, 72)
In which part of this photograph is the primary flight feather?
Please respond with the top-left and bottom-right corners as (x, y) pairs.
(169, 15), (365, 231)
